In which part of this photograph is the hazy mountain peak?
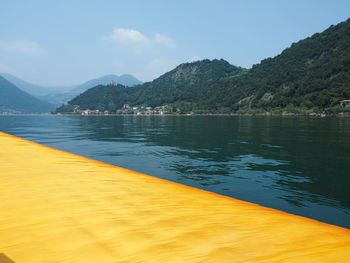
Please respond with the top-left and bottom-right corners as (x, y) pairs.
(0, 73), (143, 106)
(0, 73), (70, 96)
(0, 76), (53, 113)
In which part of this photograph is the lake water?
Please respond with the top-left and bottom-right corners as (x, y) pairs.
(1, 115), (350, 228)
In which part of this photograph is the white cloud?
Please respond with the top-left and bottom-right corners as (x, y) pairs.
(104, 29), (176, 49)
(0, 40), (45, 55)
(154, 33), (175, 48)
(105, 28), (148, 43)
(103, 28), (178, 80)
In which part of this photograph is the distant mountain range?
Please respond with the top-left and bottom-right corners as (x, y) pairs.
(0, 76), (53, 113)
(57, 18), (350, 114)
(0, 73), (143, 106)
(0, 73), (72, 96)
(60, 59), (246, 113)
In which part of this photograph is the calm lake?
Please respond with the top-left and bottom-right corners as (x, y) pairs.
(1, 115), (350, 228)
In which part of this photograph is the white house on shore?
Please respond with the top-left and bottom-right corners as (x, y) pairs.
(340, 100), (350, 107)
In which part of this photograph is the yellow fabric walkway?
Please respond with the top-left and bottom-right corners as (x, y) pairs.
(0, 132), (350, 263)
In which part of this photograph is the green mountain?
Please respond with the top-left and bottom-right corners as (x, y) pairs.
(57, 59), (247, 113)
(61, 84), (129, 112)
(220, 18), (350, 113)
(57, 18), (350, 114)
(0, 76), (53, 113)
(73, 74), (142, 93)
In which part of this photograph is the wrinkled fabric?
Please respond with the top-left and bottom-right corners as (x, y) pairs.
(1, 132), (350, 263)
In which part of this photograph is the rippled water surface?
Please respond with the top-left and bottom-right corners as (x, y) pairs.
(1, 115), (350, 228)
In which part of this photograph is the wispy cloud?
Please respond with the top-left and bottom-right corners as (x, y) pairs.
(104, 28), (148, 43)
(154, 33), (175, 48)
(103, 28), (178, 80)
(0, 40), (45, 55)
(104, 28), (176, 48)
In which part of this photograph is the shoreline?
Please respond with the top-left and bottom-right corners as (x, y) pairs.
(1, 112), (350, 117)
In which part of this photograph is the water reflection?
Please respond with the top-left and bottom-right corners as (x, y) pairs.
(1, 115), (350, 228)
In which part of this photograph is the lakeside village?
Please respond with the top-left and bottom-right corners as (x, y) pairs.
(61, 100), (350, 116)
(3, 101), (350, 116)
(66, 104), (176, 116)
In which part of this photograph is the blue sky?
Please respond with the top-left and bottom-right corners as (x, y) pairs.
(0, 0), (349, 86)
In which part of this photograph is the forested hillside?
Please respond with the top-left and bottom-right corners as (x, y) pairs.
(220, 17), (350, 113)
(57, 59), (246, 113)
(57, 18), (350, 114)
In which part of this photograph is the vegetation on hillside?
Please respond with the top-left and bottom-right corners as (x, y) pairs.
(57, 18), (350, 114)
(57, 59), (247, 113)
(220, 18), (350, 113)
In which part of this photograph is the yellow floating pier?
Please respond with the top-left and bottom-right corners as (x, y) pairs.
(1, 132), (350, 262)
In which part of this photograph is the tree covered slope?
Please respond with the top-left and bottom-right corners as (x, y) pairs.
(220, 17), (350, 112)
(58, 59), (247, 113)
(57, 18), (350, 114)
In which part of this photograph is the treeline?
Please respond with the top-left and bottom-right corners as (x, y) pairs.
(57, 59), (247, 113)
(220, 17), (350, 113)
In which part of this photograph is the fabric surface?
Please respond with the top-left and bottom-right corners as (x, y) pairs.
(1, 131), (350, 263)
